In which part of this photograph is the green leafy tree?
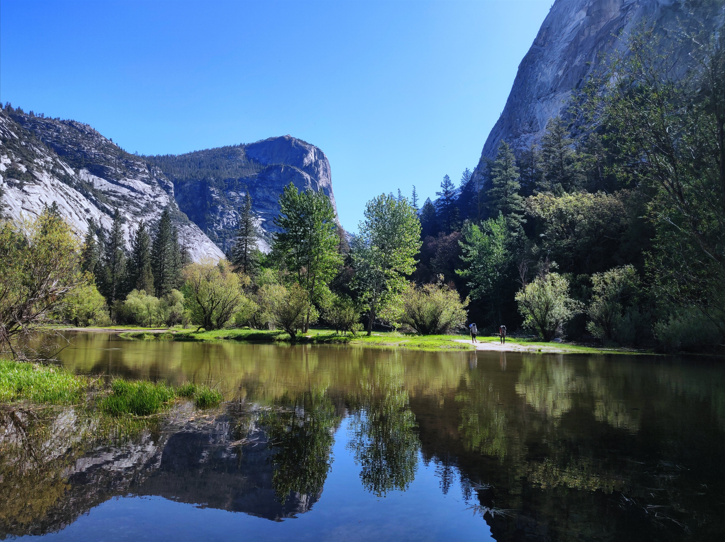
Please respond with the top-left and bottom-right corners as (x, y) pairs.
(485, 141), (525, 234)
(352, 194), (421, 335)
(128, 221), (155, 293)
(323, 294), (361, 335)
(272, 183), (342, 331)
(515, 272), (581, 341)
(183, 260), (244, 330)
(263, 282), (317, 341)
(60, 283), (109, 327)
(537, 117), (583, 194)
(587, 265), (641, 343)
(457, 214), (512, 323)
(230, 194), (260, 276)
(122, 289), (162, 327)
(0, 210), (87, 355)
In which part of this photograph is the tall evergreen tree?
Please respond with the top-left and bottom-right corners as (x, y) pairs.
(81, 218), (102, 277)
(436, 175), (459, 234)
(101, 209), (128, 308)
(152, 207), (181, 298)
(517, 143), (541, 197)
(231, 194), (260, 275)
(486, 141), (526, 235)
(538, 117), (583, 194)
(0, 182), (6, 221)
(419, 198), (438, 239)
(457, 168), (479, 223)
(272, 183), (343, 331)
(128, 221), (155, 293)
(411, 186), (419, 212)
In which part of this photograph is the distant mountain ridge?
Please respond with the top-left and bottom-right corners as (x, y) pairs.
(0, 108), (340, 257)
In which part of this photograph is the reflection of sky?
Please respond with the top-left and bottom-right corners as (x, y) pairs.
(27, 418), (494, 542)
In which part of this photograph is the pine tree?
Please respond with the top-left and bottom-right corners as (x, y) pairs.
(411, 186), (419, 212)
(457, 168), (479, 223)
(230, 194), (260, 275)
(0, 182), (6, 221)
(420, 198), (438, 239)
(101, 209), (128, 307)
(436, 174), (459, 234)
(538, 117), (583, 194)
(486, 141), (525, 235)
(81, 218), (102, 277)
(128, 221), (155, 293)
(517, 143), (541, 197)
(151, 207), (180, 298)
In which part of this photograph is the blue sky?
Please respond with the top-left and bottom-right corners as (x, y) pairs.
(1, 0), (552, 232)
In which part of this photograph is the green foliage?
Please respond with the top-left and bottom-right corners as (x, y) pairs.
(233, 295), (260, 328)
(263, 282), (317, 341)
(0, 360), (87, 404)
(183, 260), (245, 330)
(587, 266), (641, 343)
(485, 141), (525, 233)
(152, 207), (183, 298)
(272, 183), (342, 331)
(160, 289), (186, 327)
(353, 194), (422, 335)
(419, 197), (438, 238)
(537, 117), (583, 194)
(122, 289), (162, 327)
(99, 208), (128, 307)
(100, 379), (175, 417)
(128, 221), (155, 293)
(400, 280), (468, 335)
(323, 294), (361, 335)
(654, 307), (723, 353)
(436, 174), (459, 234)
(0, 210), (86, 354)
(60, 282), (110, 327)
(230, 194), (260, 276)
(515, 273), (581, 341)
(193, 385), (223, 408)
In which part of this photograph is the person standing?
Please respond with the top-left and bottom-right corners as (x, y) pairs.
(469, 322), (478, 344)
(499, 324), (507, 344)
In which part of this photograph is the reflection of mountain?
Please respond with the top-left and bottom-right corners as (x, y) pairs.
(0, 404), (321, 538)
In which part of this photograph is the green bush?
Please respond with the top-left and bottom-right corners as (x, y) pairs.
(516, 273), (581, 341)
(400, 280), (468, 335)
(324, 295), (361, 335)
(587, 266), (642, 344)
(100, 379), (175, 416)
(160, 289), (186, 327)
(60, 283), (110, 327)
(654, 308), (722, 353)
(233, 295), (260, 328)
(122, 289), (162, 327)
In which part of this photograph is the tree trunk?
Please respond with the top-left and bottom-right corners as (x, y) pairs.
(367, 306), (375, 336)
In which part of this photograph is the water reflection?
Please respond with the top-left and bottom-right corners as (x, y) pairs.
(2, 332), (723, 541)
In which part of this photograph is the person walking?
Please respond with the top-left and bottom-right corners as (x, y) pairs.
(499, 324), (507, 344)
(469, 322), (478, 344)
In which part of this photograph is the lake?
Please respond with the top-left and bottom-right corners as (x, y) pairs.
(1, 331), (724, 541)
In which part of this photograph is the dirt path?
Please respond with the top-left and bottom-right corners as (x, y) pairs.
(453, 339), (565, 354)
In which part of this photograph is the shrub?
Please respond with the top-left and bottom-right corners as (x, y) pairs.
(654, 308), (722, 353)
(233, 295), (260, 328)
(263, 283), (317, 341)
(400, 280), (468, 335)
(183, 260), (244, 330)
(324, 295), (361, 335)
(516, 273), (581, 341)
(100, 379), (175, 416)
(160, 289), (186, 327)
(61, 283), (110, 327)
(122, 290), (162, 327)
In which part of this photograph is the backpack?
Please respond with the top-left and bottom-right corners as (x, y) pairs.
(471, 324), (478, 334)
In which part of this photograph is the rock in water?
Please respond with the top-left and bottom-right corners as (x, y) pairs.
(471, 0), (725, 186)
(0, 109), (225, 262)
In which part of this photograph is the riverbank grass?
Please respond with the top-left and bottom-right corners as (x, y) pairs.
(0, 359), (87, 404)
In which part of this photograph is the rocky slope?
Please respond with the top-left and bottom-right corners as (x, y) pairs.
(0, 109), (225, 261)
(472, 0), (725, 184)
(148, 135), (339, 253)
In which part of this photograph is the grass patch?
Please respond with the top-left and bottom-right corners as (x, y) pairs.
(194, 385), (223, 408)
(100, 379), (176, 417)
(0, 359), (87, 404)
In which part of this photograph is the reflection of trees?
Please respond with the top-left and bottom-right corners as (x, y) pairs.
(456, 376), (509, 461)
(263, 390), (339, 504)
(515, 355), (579, 420)
(347, 358), (420, 496)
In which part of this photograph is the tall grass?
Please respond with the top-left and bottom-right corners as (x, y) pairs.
(0, 359), (86, 404)
(100, 379), (175, 416)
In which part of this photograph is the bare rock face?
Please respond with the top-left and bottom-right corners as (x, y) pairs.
(0, 110), (225, 262)
(472, 0), (725, 185)
(152, 135), (339, 254)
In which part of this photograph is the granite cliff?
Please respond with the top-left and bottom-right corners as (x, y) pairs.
(472, 0), (725, 184)
(0, 109), (225, 261)
(148, 135), (339, 253)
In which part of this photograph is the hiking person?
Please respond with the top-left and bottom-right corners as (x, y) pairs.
(499, 324), (507, 344)
(469, 322), (478, 343)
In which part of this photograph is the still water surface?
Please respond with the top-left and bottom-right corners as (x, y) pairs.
(2, 332), (724, 541)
